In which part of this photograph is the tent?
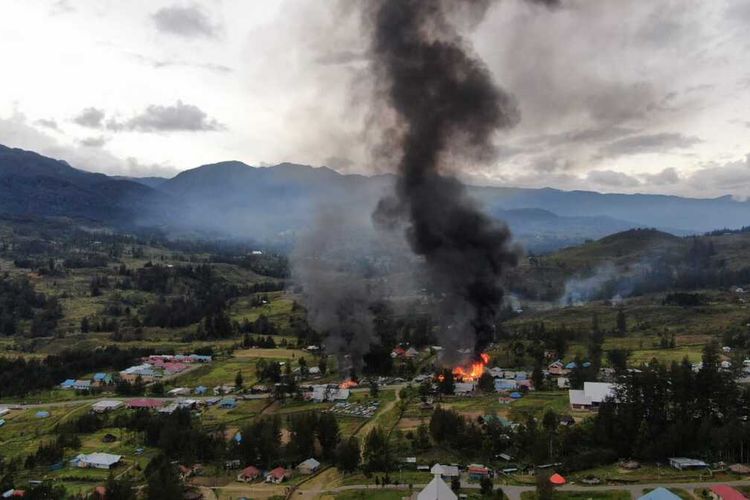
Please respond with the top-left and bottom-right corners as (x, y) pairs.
(549, 473), (567, 485)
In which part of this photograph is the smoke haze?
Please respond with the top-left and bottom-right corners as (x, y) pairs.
(366, 0), (529, 363)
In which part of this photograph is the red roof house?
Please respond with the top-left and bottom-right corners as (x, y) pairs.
(127, 399), (163, 409)
(710, 485), (748, 500)
(237, 465), (261, 482)
(265, 466), (289, 484)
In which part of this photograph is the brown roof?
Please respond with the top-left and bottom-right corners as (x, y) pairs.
(268, 466), (287, 479)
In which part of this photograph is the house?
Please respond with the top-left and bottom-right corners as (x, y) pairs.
(60, 379), (76, 389)
(194, 386), (208, 395)
(74, 453), (122, 469)
(0, 409), (8, 418)
(168, 387), (191, 397)
(163, 362), (189, 374)
(220, 397), (237, 409)
(391, 347), (406, 358)
(158, 403), (179, 415)
(430, 463), (459, 478)
(638, 487), (683, 500)
(494, 379), (517, 392)
(73, 380), (92, 391)
(308, 367), (321, 377)
(557, 377), (570, 389)
(297, 458), (321, 474)
(405, 347), (419, 358)
(467, 464), (490, 480)
(237, 465), (261, 482)
(93, 373), (112, 385)
(92, 400), (123, 413)
(265, 466), (289, 483)
(569, 382), (615, 410)
(709, 485), (748, 500)
(548, 360), (567, 376)
(120, 364), (161, 382)
(2, 490), (25, 498)
(454, 382), (475, 395)
(668, 457), (708, 471)
(127, 399), (163, 410)
(417, 466), (457, 500)
(213, 385), (234, 395)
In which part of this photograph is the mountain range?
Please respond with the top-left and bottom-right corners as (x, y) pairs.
(0, 144), (748, 252)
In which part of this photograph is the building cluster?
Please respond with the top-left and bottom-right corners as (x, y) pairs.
(303, 384), (351, 403)
(120, 354), (212, 383)
(235, 457), (321, 484)
(58, 353), (212, 389)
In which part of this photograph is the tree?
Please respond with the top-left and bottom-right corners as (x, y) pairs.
(480, 476), (493, 495)
(531, 364), (544, 390)
(144, 454), (182, 500)
(450, 477), (460, 493)
(363, 426), (391, 472)
(616, 308), (627, 335)
(535, 470), (554, 500)
(335, 436), (361, 473)
(477, 372), (495, 393)
(369, 380), (380, 398)
(317, 412), (341, 459)
(101, 473), (136, 500)
(606, 349), (631, 372)
(235, 370), (244, 389)
(436, 368), (455, 395)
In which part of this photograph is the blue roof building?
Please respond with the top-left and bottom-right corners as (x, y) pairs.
(36, 411), (50, 418)
(565, 362), (578, 370)
(220, 397), (237, 409)
(195, 386), (208, 395)
(60, 379), (76, 389)
(638, 488), (682, 500)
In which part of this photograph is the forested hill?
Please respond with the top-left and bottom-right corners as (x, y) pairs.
(2, 144), (750, 252)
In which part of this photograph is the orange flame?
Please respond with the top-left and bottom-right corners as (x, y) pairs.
(436, 353), (490, 382)
(340, 379), (359, 389)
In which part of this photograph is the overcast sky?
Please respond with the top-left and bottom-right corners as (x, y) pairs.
(1, 0), (750, 198)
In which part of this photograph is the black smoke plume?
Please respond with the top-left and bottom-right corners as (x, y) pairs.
(366, 0), (538, 362)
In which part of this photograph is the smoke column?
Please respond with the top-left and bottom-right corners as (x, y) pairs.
(366, 0), (554, 362)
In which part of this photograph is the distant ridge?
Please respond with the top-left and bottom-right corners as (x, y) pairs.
(1, 143), (748, 251)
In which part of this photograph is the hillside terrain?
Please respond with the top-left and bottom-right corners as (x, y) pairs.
(2, 144), (750, 252)
(0, 215), (747, 496)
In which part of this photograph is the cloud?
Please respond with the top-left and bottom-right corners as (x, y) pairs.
(586, 170), (642, 188)
(50, 0), (74, 15)
(152, 4), (220, 38)
(110, 101), (224, 132)
(35, 119), (60, 131)
(687, 155), (750, 194)
(0, 112), (178, 178)
(79, 136), (108, 148)
(642, 167), (680, 186)
(128, 52), (232, 73)
(599, 133), (702, 158)
(73, 107), (105, 128)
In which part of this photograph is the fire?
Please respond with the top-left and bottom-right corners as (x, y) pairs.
(340, 379), (359, 389)
(437, 353), (490, 382)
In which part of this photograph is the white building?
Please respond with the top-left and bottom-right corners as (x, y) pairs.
(91, 400), (123, 413)
(417, 465), (457, 500)
(569, 382), (615, 410)
(75, 453), (122, 469)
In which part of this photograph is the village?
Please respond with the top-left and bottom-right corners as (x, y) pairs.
(1, 336), (749, 500)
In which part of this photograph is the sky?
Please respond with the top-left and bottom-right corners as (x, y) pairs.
(1, 0), (750, 198)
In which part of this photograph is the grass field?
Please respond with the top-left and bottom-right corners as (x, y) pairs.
(521, 491), (631, 500)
